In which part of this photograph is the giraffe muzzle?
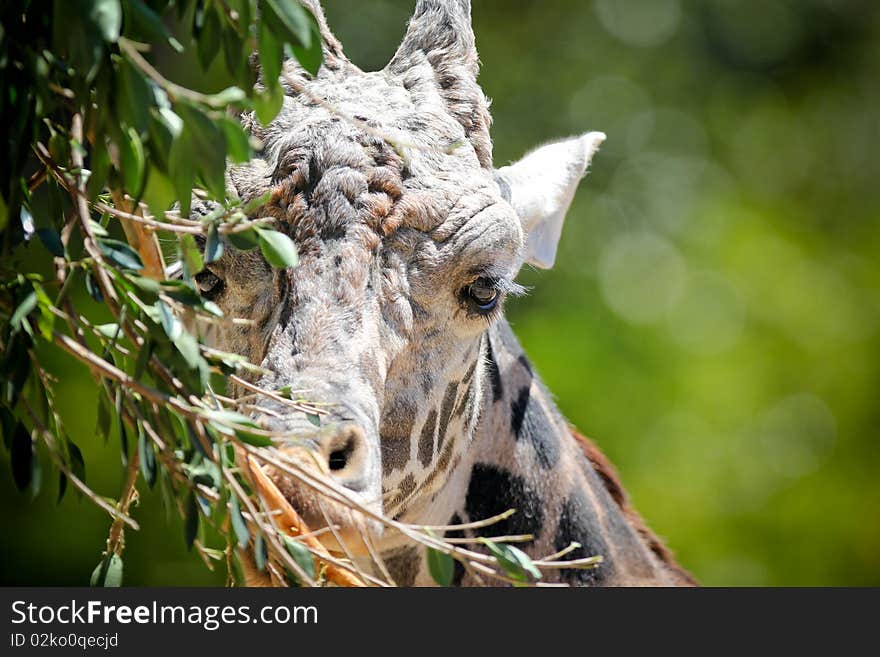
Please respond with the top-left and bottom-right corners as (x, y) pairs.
(261, 413), (384, 555)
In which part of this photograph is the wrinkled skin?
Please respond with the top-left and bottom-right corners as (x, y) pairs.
(190, 0), (603, 557)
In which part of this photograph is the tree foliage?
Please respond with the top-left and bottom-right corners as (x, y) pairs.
(0, 0), (593, 587)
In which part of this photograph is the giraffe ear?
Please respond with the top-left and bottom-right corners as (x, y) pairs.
(497, 132), (606, 269)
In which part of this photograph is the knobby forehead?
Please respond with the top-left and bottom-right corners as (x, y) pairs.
(230, 65), (509, 255)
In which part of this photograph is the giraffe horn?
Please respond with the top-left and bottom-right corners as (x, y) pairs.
(385, 0), (478, 78)
(298, 0), (351, 70)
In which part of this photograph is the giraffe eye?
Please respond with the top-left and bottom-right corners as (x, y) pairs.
(195, 270), (225, 301)
(465, 278), (500, 313)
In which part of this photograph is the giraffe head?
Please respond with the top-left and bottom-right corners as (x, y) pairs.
(197, 0), (604, 551)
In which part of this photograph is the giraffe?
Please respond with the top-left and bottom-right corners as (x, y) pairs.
(194, 0), (696, 586)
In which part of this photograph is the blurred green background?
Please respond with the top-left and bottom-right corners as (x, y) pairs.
(3, 0), (879, 586)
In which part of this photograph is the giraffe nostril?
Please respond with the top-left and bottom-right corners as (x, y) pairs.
(324, 425), (366, 480)
(329, 443), (352, 471)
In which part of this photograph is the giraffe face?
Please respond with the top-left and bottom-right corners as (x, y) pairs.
(192, 1), (603, 552)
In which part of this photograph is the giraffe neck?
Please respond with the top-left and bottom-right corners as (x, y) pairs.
(458, 318), (695, 585)
(381, 318), (695, 586)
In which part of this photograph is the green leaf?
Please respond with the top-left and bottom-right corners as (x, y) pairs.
(197, 5), (222, 69)
(87, 145), (111, 198)
(124, 0), (183, 52)
(85, 271), (104, 301)
(94, 323), (122, 339)
(116, 125), (146, 197)
(92, 0), (123, 42)
(290, 23), (323, 76)
(118, 56), (152, 134)
(230, 495), (250, 549)
(480, 539), (542, 583)
(219, 116), (251, 164)
(254, 82), (284, 125)
(254, 532), (268, 572)
(10, 424), (33, 492)
(242, 191), (274, 214)
(305, 413), (320, 427)
(68, 439), (86, 484)
(138, 425), (157, 488)
(263, 0), (313, 48)
(227, 226), (261, 251)
(169, 129), (195, 216)
(209, 86), (248, 107)
(257, 228), (298, 268)
(96, 392), (112, 441)
(90, 553), (123, 587)
(58, 471), (68, 504)
(178, 233), (204, 276)
(205, 222), (224, 263)
(427, 547), (454, 587)
(10, 291), (37, 335)
(174, 102), (227, 200)
(184, 490), (199, 550)
(97, 238), (144, 270)
(283, 535), (316, 580)
(258, 17), (283, 88)
(35, 227), (65, 257)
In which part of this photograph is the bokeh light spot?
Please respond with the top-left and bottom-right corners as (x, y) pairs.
(598, 231), (686, 324)
(594, 0), (681, 48)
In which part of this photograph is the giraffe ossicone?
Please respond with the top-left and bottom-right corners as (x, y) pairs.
(192, 0), (695, 586)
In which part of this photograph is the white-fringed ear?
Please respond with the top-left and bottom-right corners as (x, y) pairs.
(497, 132), (605, 269)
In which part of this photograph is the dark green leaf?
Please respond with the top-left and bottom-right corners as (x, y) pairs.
(36, 227), (65, 257)
(254, 82), (283, 125)
(305, 413), (320, 427)
(138, 425), (157, 488)
(97, 392), (112, 441)
(116, 125), (146, 197)
(254, 532), (268, 572)
(90, 553), (123, 587)
(263, 0), (313, 48)
(57, 471), (68, 504)
(427, 548), (454, 587)
(68, 440), (86, 484)
(218, 116), (251, 164)
(10, 424), (33, 492)
(115, 388), (128, 467)
(258, 17), (282, 88)
(10, 291), (37, 335)
(178, 233), (204, 276)
(230, 494), (250, 549)
(124, 0), (183, 52)
(118, 56), (152, 134)
(174, 102), (227, 200)
(257, 228), (298, 268)
(290, 23), (323, 76)
(0, 407), (16, 452)
(205, 222), (224, 263)
(87, 144), (111, 198)
(97, 238), (144, 270)
(184, 489), (199, 550)
(283, 536), (316, 579)
(227, 227), (261, 251)
(169, 129), (195, 216)
(85, 270), (104, 301)
(30, 450), (41, 500)
(197, 5), (222, 69)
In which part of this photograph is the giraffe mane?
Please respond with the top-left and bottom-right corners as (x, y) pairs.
(570, 430), (698, 586)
